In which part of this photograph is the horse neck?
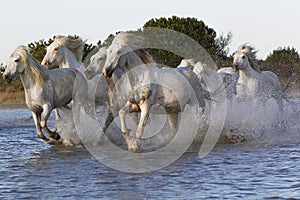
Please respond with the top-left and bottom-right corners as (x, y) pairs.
(59, 47), (82, 69)
(19, 68), (37, 90)
(238, 65), (260, 83)
(124, 52), (151, 80)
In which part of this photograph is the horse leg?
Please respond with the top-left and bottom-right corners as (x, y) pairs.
(119, 102), (131, 136)
(136, 101), (150, 138)
(54, 108), (61, 120)
(119, 102), (141, 152)
(102, 108), (114, 133)
(41, 104), (60, 140)
(32, 111), (49, 142)
(167, 112), (179, 137)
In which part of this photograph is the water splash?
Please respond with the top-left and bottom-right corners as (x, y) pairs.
(224, 97), (300, 146)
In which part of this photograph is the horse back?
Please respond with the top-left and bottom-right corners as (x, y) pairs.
(261, 71), (282, 89)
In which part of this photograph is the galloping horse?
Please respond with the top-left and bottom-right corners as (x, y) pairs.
(2, 46), (88, 143)
(102, 32), (206, 151)
(232, 44), (283, 111)
(178, 59), (228, 101)
(41, 36), (108, 119)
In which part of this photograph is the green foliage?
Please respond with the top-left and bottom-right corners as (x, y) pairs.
(262, 47), (300, 86)
(28, 38), (54, 62)
(265, 47), (300, 65)
(143, 16), (220, 67)
(101, 34), (116, 47)
(215, 32), (233, 66)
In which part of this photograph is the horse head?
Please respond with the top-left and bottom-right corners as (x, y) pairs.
(85, 47), (107, 80)
(41, 35), (84, 69)
(41, 39), (63, 68)
(102, 42), (128, 78)
(102, 32), (145, 78)
(232, 44), (260, 72)
(3, 46), (26, 83)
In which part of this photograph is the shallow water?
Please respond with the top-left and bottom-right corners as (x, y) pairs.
(0, 108), (299, 199)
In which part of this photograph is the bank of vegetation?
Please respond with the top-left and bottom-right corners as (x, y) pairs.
(1, 16), (299, 104)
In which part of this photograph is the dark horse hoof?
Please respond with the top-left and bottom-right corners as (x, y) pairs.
(52, 133), (61, 140)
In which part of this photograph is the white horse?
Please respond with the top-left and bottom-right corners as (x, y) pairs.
(2, 46), (88, 143)
(102, 32), (206, 152)
(85, 46), (107, 80)
(232, 44), (283, 111)
(84, 46), (117, 132)
(178, 59), (229, 101)
(41, 36), (108, 119)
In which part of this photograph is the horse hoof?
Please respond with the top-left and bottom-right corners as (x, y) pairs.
(52, 133), (61, 140)
(47, 139), (62, 145)
(128, 138), (143, 153)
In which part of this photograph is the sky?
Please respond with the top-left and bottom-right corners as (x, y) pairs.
(0, 0), (299, 63)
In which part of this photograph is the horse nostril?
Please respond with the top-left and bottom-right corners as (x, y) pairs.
(103, 66), (113, 78)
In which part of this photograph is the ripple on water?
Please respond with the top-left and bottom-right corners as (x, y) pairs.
(0, 108), (300, 199)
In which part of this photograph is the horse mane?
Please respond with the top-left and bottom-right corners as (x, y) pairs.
(238, 44), (261, 72)
(98, 46), (108, 55)
(54, 35), (84, 62)
(15, 46), (49, 85)
(179, 59), (195, 68)
(134, 49), (154, 65)
(113, 32), (155, 65)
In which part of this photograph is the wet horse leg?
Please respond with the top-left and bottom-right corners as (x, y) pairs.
(119, 102), (131, 136)
(167, 112), (179, 137)
(41, 104), (60, 140)
(54, 108), (61, 120)
(102, 108), (114, 133)
(32, 111), (49, 142)
(136, 101), (150, 138)
(119, 102), (142, 151)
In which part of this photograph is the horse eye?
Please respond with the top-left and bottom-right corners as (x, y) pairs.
(14, 59), (19, 62)
(54, 48), (58, 51)
(242, 55), (245, 59)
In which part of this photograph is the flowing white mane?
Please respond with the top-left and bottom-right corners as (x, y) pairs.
(113, 32), (155, 65)
(237, 44), (261, 72)
(54, 35), (84, 62)
(15, 46), (49, 85)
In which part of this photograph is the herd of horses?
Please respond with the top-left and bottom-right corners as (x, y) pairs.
(2, 32), (285, 152)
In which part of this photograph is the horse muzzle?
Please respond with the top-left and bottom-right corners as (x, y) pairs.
(102, 66), (114, 78)
(41, 60), (51, 69)
(2, 74), (12, 83)
(232, 64), (238, 72)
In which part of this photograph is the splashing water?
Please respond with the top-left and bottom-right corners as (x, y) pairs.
(54, 96), (300, 150)
(224, 97), (300, 146)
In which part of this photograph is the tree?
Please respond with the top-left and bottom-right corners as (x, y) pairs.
(28, 38), (54, 62)
(265, 47), (300, 65)
(215, 32), (233, 66)
(143, 16), (225, 67)
(263, 47), (300, 86)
